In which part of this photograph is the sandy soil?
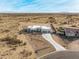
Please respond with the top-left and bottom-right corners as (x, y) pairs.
(0, 13), (79, 59)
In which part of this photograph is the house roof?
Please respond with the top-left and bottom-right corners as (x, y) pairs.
(59, 25), (79, 30)
(63, 27), (79, 30)
(27, 25), (51, 30)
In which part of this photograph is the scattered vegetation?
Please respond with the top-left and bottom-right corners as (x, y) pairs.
(58, 27), (64, 32)
(0, 37), (21, 45)
(20, 49), (32, 57)
(61, 22), (67, 24)
(71, 25), (77, 27)
(48, 17), (56, 23)
(57, 27), (65, 35)
(0, 36), (27, 47)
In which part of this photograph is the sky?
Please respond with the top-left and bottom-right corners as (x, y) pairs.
(0, 0), (79, 13)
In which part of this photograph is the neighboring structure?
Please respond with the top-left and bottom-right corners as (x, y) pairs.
(64, 27), (79, 37)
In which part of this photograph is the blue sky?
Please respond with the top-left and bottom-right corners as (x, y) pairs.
(0, 0), (79, 12)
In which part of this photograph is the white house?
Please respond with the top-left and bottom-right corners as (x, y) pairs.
(26, 25), (53, 33)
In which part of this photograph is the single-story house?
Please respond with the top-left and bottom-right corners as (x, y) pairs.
(26, 25), (53, 33)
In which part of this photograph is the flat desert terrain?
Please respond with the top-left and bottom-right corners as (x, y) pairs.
(0, 13), (79, 59)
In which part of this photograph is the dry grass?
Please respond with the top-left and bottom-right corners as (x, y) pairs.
(0, 13), (78, 59)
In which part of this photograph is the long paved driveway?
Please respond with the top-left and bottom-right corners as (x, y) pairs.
(42, 33), (66, 51)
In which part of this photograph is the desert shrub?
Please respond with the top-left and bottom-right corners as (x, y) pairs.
(27, 18), (30, 21)
(48, 17), (56, 23)
(57, 27), (65, 35)
(71, 25), (76, 27)
(48, 17), (54, 19)
(0, 37), (22, 45)
(0, 37), (26, 47)
(61, 22), (67, 24)
(20, 49), (32, 57)
(11, 47), (16, 50)
(3, 29), (10, 32)
(58, 27), (64, 32)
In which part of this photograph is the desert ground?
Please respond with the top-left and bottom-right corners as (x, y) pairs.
(0, 13), (79, 59)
